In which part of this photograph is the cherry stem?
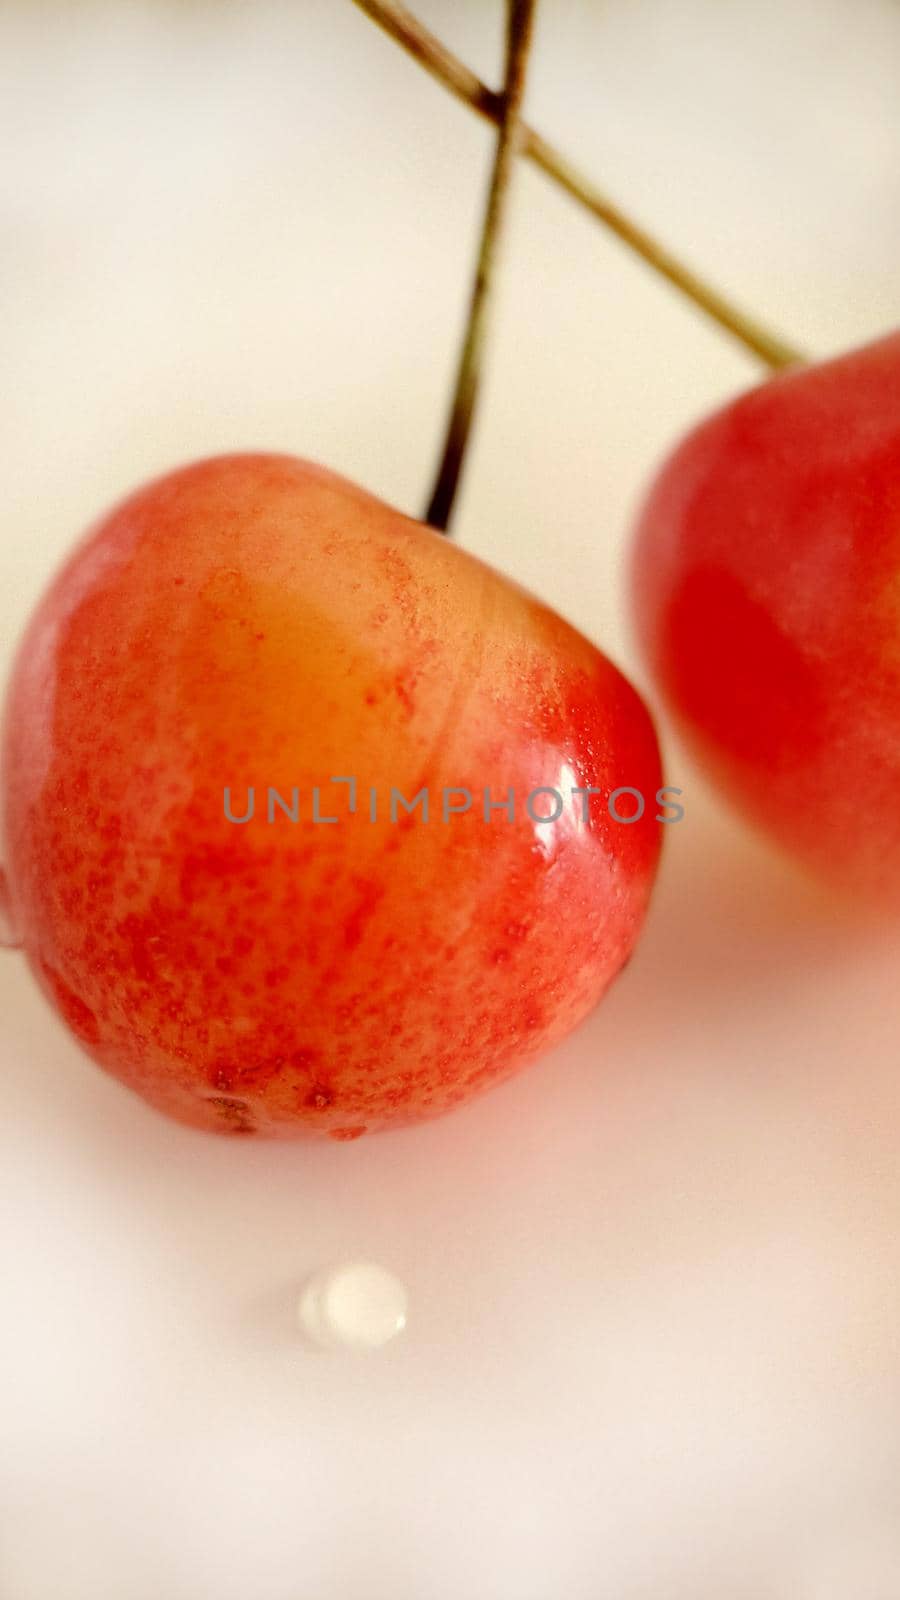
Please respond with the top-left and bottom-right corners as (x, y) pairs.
(423, 0), (537, 534)
(352, 0), (805, 376)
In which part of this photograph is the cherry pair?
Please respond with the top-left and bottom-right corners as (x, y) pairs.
(2, 332), (896, 1137)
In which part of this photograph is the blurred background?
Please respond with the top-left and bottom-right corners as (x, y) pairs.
(2, 2), (900, 1596)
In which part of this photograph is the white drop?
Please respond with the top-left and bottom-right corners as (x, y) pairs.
(297, 1260), (408, 1351)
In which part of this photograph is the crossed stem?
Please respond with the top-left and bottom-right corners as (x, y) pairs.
(424, 0), (536, 532)
(352, 0), (805, 534)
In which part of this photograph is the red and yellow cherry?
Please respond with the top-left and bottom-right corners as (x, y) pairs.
(631, 329), (900, 902)
(1, 455), (663, 1138)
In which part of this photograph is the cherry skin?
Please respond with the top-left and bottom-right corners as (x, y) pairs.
(1, 455), (663, 1138)
(631, 329), (900, 902)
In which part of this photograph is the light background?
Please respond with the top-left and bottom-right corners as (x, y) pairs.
(2, 2), (900, 1595)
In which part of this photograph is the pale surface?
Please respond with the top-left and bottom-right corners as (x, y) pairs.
(2, 2), (900, 1596)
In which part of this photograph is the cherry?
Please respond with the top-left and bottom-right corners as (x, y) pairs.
(1, 454), (663, 1137)
(631, 330), (900, 901)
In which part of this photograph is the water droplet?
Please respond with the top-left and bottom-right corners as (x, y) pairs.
(0, 868), (22, 950)
(297, 1261), (408, 1351)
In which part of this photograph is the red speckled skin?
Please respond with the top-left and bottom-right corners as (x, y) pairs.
(632, 331), (900, 901)
(1, 455), (662, 1137)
